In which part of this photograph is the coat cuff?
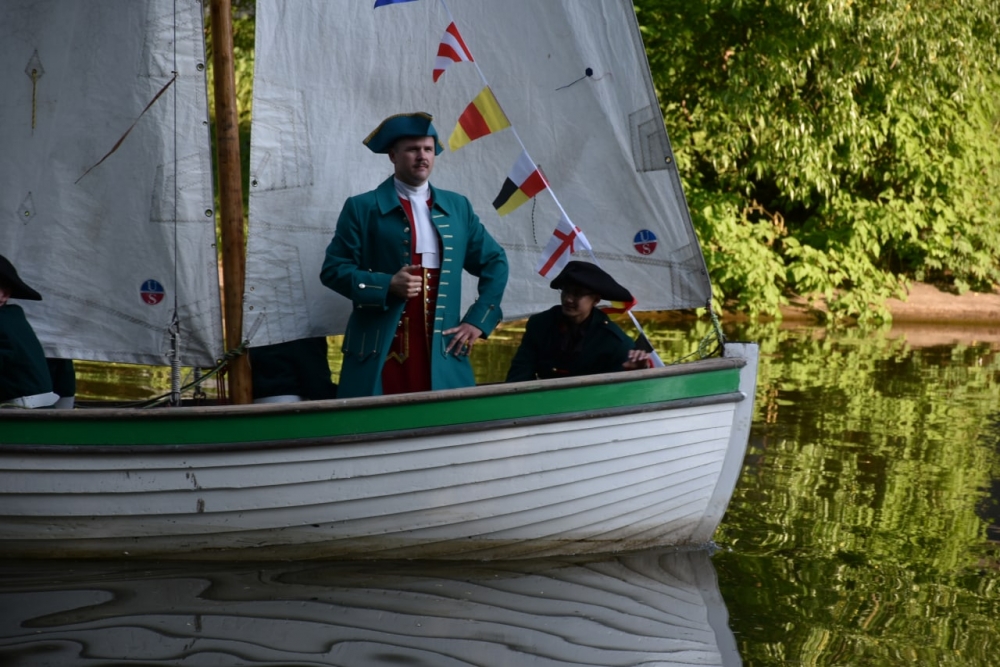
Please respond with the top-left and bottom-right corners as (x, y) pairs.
(464, 300), (502, 337)
(351, 271), (392, 309)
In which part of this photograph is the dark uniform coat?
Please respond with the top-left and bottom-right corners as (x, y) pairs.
(505, 305), (636, 382)
(0, 304), (54, 402)
(321, 176), (508, 398)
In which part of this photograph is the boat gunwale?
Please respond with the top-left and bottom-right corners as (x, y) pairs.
(1, 391), (745, 454)
(0, 356), (745, 422)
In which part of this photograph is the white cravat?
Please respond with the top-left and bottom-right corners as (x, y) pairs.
(394, 178), (440, 269)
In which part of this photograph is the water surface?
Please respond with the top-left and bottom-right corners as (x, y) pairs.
(8, 318), (1000, 665)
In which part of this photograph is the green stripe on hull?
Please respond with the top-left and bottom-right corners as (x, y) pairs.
(0, 368), (739, 447)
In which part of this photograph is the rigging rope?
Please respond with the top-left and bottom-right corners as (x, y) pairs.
(659, 300), (727, 366)
(118, 340), (247, 409)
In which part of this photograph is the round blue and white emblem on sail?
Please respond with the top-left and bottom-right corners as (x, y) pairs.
(633, 229), (658, 256)
(140, 279), (165, 305)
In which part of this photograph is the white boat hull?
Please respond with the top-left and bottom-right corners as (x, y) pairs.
(0, 345), (758, 560)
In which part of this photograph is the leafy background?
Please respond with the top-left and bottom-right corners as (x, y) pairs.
(635, 0), (1000, 322)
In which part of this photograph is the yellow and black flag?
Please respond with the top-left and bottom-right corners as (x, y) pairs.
(492, 150), (547, 216)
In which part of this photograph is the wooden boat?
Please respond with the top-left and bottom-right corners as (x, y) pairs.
(0, 0), (758, 560)
(0, 548), (742, 666)
(0, 349), (755, 559)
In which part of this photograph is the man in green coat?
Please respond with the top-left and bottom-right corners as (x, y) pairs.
(320, 112), (508, 398)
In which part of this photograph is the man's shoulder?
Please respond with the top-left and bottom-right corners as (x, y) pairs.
(341, 177), (396, 215)
(0, 304), (37, 343)
(429, 185), (467, 199)
(343, 188), (378, 206)
(0, 304), (26, 322)
(348, 176), (394, 201)
(526, 306), (562, 327)
(429, 185), (474, 210)
(592, 310), (632, 343)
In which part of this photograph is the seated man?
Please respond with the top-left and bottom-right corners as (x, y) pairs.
(505, 261), (650, 382)
(0, 254), (59, 408)
(249, 336), (338, 403)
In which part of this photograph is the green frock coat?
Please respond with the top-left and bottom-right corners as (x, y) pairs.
(321, 177), (508, 397)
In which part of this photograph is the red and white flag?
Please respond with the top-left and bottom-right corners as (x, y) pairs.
(536, 213), (592, 277)
(433, 22), (474, 82)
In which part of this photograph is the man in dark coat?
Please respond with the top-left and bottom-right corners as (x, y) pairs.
(321, 112), (508, 397)
(0, 254), (59, 408)
(506, 261), (650, 382)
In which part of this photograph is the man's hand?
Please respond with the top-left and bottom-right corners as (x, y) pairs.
(389, 265), (422, 299)
(444, 322), (483, 356)
(622, 349), (652, 370)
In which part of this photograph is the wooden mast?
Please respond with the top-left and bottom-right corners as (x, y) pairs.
(209, 0), (252, 404)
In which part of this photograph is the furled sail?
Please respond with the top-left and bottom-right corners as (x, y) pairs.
(0, 0), (221, 366)
(245, 0), (712, 346)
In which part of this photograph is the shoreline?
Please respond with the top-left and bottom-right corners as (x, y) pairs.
(771, 282), (1000, 347)
(780, 282), (1000, 326)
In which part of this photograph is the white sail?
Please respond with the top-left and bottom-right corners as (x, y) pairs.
(0, 0), (221, 366)
(245, 0), (712, 346)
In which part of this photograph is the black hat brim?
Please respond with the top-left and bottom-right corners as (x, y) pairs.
(0, 255), (42, 301)
(550, 260), (633, 303)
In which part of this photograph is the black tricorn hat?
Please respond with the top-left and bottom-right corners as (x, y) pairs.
(550, 261), (633, 302)
(0, 254), (42, 301)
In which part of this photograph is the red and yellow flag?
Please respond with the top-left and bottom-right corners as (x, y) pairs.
(600, 296), (638, 314)
(449, 87), (510, 151)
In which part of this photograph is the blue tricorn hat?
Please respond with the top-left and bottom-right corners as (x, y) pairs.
(363, 112), (444, 155)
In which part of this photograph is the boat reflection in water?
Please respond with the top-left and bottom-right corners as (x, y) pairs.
(0, 548), (740, 666)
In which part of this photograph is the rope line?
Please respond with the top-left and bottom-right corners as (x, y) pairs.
(73, 341), (249, 409)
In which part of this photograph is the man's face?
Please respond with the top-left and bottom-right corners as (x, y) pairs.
(559, 286), (600, 324)
(389, 136), (436, 186)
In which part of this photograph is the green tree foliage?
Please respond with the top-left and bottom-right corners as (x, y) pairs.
(635, 0), (1000, 321)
